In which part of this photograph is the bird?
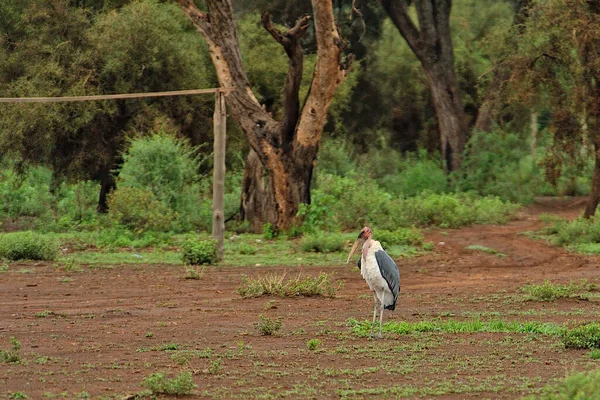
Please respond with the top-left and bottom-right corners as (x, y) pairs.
(346, 226), (400, 338)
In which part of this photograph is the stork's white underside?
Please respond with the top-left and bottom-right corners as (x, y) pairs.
(361, 240), (395, 308)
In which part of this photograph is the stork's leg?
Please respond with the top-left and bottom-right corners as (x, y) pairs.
(378, 291), (385, 338)
(371, 292), (378, 337)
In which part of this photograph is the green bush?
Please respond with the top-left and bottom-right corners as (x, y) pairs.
(107, 186), (174, 233)
(0, 164), (54, 220)
(526, 369), (600, 400)
(181, 239), (218, 265)
(376, 228), (424, 248)
(140, 371), (197, 396)
(300, 233), (345, 253)
(254, 315), (283, 336)
(1, 337), (21, 363)
(378, 150), (448, 197)
(561, 323), (600, 349)
(306, 338), (321, 351)
(0, 232), (58, 261)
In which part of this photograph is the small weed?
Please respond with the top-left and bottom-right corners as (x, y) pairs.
(57, 277), (73, 283)
(254, 315), (283, 336)
(465, 244), (507, 257)
(521, 280), (595, 301)
(589, 349), (600, 359)
(0, 262), (8, 272)
(8, 392), (28, 399)
(237, 243), (257, 255)
(238, 272), (341, 298)
(307, 339), (321, 351)
(207, 359), (222, 374)
(1, 337), (22, 363)
(35, 310), (54, 318)
(55, 258), (83, 272)
(262, 223), (276, 240)
(159, 343), (180, 351)
(145, 332), (153, 338)
(183, 265), (205, 280)
(140, 371), (197, 396)
(264, 300), (278, 310)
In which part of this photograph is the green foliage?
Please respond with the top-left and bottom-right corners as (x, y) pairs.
(561, 323), (600, 349)
(0, 165), (54, 220)
(107, 186), (174, 233)
(238, 273), (341, 298)
(96, 227), (170, 249)
(140, 371), (197, 396)
(1, 337), (22, 363)
(300, 233), (345, 253)
(526, 369), (600, 400)
(589, 349), (600, 360)
(458, 129), (540, 203)
(181, 239), (218, 265)
(376, 228), (424, 248)
(0, 232), (58, 261)
(254, 315), (283, 336)
(296, 191), (340, 234)
(8, 393), (27, 400)
(306, 339), (321, 351)
(235, 243), (257, 255)
(521, 280), (595, 302)
(183, 265), (205, 280)
(262, 223), (276, 240)
(117, 132), (206, 232)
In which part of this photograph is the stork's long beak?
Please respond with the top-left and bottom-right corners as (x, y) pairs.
(346, 239), (361, 264)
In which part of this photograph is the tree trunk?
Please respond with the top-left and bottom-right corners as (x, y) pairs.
(178, 0), (351, 232)
(584, 134), (600, 218)
(96, 169), (115, 213)
(381, 0), (466, 172)
(240, 149), (277, 231)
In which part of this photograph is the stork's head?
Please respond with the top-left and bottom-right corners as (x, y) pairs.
(346, 226), (372, 264)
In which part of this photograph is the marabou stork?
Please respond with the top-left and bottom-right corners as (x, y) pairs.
(346, 227), (400, 338)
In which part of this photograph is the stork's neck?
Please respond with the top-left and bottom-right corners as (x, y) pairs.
(362, 238), (372, 258)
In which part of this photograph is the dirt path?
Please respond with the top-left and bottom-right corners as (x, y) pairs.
(1, 198), (600, 399)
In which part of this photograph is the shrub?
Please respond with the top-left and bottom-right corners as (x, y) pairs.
(254, 315), (283, 336)
(521, 280), (594, 301)
(107, 186), (174, 233)
(1, 337), (21, 363)
(0, 232), (58, 261)
(561, 323), (600, 349)
(262, 223), (276, 239)
(140, 371), (197, 396)
(300, 233), (345, 253)
(296, 191), (340, 234)
(181, 239), (218, 265)
(526, 369), (600, 400)
(306, 339), (321, 351)
(376, 228), (424, 248)
(238, 272), (341, 298)
(236, 243), (257, 255)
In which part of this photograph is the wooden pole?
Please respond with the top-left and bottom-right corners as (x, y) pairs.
(212, 90), (226, 260)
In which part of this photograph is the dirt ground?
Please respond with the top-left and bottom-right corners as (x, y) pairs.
(2, 198), (600, 399)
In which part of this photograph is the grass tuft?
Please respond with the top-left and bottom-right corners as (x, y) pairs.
(520, 280), (596, 301)
(254, 315), (283, 336)
(237, 272), (342, 298)
(140, 371), (196, 396)
(0, 231), (58, 261)
(465, 244), (507, 257)
(1, 337), (22, 363)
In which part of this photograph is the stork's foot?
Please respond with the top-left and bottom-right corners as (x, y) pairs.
(369, 333), (383, 340)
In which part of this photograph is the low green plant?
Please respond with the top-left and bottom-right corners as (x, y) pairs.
(306, 339), (321, 351)
(0, 262), (8, 273)
(262, 223), (277, 239)
(525, 369), (600, 399)
(589, 349), (600, 360)
(0, 232), (58, 261)
(183, 265), (205, 280)
(140, 371), (197, 396)
(465, 245), (507, 257)
(236, 243), (257, 255)
(376, 228), (424, 248)
(521, 280), (595, 301)
(238, 272), (341, 298)
(1, 337), (22, 363)
(181, 239), (218, 265)
(300, 233), (345, 253)
(107, 186), (174, 233)
(254, 315), (283, 336)
(8, 392), (27, 399)
(561, 323), (600, 349)
(207, 359), (222, 374)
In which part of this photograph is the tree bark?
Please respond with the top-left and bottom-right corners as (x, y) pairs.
(381, 0), (466, 172)
(96, 168), (115, 213)
(240, 149), (277, 231)
(584, 134), (600, 218)
(178, 0), (351, 231)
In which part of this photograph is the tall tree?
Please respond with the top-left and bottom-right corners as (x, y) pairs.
(380, 0), (467, 172)
(177, 0), (353, 231)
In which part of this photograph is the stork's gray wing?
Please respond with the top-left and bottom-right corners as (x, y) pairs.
(357, 257), (361, 270)
(375, 250), (400, 298)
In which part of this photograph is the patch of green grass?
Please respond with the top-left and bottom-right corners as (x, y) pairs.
(300, 233), (345, 253)
(0, 262), (8, 273)
(561, 323), (600, 349)
(207, 359), (222, 374)
(254, 315), (283, 336)
(1, 337), (22, 363)
(525, 369), (600, 399)
(183, 265), (205, 280)
(465, 244), (507, 257)
(348, 318), (564, 337)
(8, 392), (28, 399)
(181, 238), (218, 265)
(0, 231), (58, 261)
(139, 371), (197, 396)
(237, 272), (342, 298)
(589, 349), (600, 359)
(59, 251), (181, 265)
(521, 280), (596, 301)
(35, 310), (55, 318)
(307, 339), (321, 351)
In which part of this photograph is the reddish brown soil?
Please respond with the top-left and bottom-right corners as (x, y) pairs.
(1, 198), (600, 399)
